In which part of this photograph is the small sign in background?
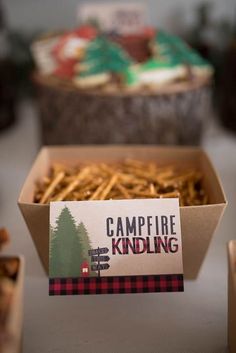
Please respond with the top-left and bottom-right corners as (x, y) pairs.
(78, 2), (148, 35)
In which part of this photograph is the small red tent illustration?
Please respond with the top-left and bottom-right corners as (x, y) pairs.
(81, 260), (90, 277)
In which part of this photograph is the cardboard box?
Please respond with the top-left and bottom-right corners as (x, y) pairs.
(18, 145), (227, 279)
(1, 256), (24, 353)
(228, 241), (236, 353)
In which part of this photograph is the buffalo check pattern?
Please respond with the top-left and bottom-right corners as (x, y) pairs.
(49, 274), (184, 295)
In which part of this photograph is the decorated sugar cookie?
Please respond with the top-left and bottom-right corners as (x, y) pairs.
(138, 58), (187, 87)
(181, 50), (213, 78)
(152, 30), (213, 80)
(75, 36), (133, 88)
(51, 25), (98, 79)
(52, 32), (91, 79)
(122, 65), (141, 89)
(122, 58), (187, 89)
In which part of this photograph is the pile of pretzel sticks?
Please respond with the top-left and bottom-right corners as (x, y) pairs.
(34, 159), (208, 206)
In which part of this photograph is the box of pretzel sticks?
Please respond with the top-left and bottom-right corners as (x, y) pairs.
(228, 241), (236, 353)
(18, 145), (227, 279)
(0, 229), (24, 353)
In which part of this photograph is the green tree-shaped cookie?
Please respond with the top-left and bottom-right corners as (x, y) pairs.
(79, 36), (132, 77)
(155, 30), (211, 68)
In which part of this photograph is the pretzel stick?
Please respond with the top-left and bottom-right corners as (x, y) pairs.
(89, 181), (107, 200)
(119, 175), (147, 186)
(149, 183), (156, 195)
(122, 167), (156, 181)
(188, 182), (195, 200)
(129, 190), (160, 198)
(160, 191), (180, 198)
(40, 171), (65, 204)
(156, 170), (174, 183)
(161, 171), (198, 188)
(53, 167), (90, 201)
(99, 174), (118, 200)
(100, 163), (116, 176)
(116, 183), (132, 199)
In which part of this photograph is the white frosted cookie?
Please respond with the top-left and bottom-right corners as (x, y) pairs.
(139, 65), (187, 87)
(74, 72), (111, 88)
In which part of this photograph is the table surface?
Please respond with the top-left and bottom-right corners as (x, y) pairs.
(0, 100), (235, 353)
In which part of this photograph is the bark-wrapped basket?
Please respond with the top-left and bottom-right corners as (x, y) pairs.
(34, 74), (212, 145)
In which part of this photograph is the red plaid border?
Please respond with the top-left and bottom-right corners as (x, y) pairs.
(49, 274), (184, 295)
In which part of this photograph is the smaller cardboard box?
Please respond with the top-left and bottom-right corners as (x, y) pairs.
(228, 241), (236, 353)
(18, 145), (227, 279)
(1, 255), (24, 353)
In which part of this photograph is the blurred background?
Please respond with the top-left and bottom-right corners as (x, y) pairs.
(3, 0), (235, 32)
(0, 0), (236, 141)
(0, 1), (236, 353)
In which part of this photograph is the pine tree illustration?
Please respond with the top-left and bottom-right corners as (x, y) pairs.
(80, 36), (132, 77)
(49, 225), (55, 261)
(77, 222), (96, 277)
(50, 206), (83, 278)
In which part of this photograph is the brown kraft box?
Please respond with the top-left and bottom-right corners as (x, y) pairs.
(228, 241), (236, 353)
(18, 145), (227, 279)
